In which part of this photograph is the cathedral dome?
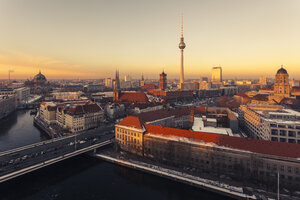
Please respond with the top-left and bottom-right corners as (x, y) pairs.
(277, 67), (288, 75)
(33, 71), (47, 81)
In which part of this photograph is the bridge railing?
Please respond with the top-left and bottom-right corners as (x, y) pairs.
(0, 138), (114, 183)
(0, 124), (114, 157)
(0, 126), (115, 177)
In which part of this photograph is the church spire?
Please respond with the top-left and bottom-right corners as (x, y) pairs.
(115, 69), (120, 90)
(113, 69), (121, 102)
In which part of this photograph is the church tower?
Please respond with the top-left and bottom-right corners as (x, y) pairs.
(274, 66), (290, 97)
(113, 70), (121, 102)
(159, 71), (167, 90)
(140, 74), (145, 87)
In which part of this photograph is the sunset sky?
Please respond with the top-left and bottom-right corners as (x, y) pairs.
(1, 0), (300, 79)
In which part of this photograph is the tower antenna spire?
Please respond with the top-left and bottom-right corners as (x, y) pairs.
(181, 14), (183, 38)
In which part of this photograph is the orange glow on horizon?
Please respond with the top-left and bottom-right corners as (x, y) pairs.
(1, 1), (300, 80)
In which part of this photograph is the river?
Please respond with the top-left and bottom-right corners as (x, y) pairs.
(0, 110), (231, 200)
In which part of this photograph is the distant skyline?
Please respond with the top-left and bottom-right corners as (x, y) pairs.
(1, 0), (300, 79)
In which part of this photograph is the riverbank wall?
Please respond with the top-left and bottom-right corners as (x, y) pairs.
(95, 153), (258, 200)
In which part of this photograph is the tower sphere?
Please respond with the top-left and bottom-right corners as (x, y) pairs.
(179, 40), (186, 49)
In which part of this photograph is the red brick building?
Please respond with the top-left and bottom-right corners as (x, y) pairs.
(115, 107), (300, 191)
(159, 71), (167, 90)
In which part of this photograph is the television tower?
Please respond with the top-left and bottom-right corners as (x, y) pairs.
(179, 14), (186, 88)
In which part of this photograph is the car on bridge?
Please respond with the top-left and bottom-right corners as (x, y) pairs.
(21, 155), (28, 160)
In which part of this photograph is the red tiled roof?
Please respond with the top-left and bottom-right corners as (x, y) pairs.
(136, 107), (205, 123)
(117, 116), (143, 130)
(119, 107), (235, 128)
(116, 107), (207, 130)
(145, 124), (300, 159)
(66, 103), (101, 115)
(235, 93), (249, 98)
(116, 108), (195, 130)
(141, 84), (157, 89)
(195, 107), (206, 112)
(260, 86), (273, 90)
(252, 94), (269, 101)
(47, 105), (57, 111)
(117, 107), (209, 127)
(148, 90), (193, 99)
(291, 86), (300, 92)
(119, 92), (148, 103)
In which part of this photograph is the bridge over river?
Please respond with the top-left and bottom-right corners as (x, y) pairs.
(0, 125), (114, 183)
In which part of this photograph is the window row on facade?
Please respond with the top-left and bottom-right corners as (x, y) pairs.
(271, 129), (300, 137)
(116, 127), (140, 137)
(116, 133), (140, 145)
(270, 124), (300, 129)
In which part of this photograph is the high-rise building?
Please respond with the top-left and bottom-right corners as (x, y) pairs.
(212, 66), (222, 83)
(105, 78), (112, 88)
(199, 81), (211, 90)
(124, 75), (132, 82)
(274, 66), (290, 97)
(14, 87), (30, 104)
(159, 71), (167, 90)
(238, 104), (300, 144)
(140, 74), (145, 87)
(259, 76), (267, 85)
(179, 15), (186, 89)
(113, 70), (121, 102)
(291, 79), (300, 87)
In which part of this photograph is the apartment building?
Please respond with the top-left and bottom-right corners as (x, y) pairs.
(238, 104), (300, 144)
(39, 101), (104, 133)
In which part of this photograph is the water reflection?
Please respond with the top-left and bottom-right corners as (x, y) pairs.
(0, 110), (47, 151)
(0, 155), (101, 200)
(0, 111), (18, 136)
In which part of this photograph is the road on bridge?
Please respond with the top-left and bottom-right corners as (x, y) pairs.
(0, 124), (115, 182)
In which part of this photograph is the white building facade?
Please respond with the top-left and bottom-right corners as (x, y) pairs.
(14, 87), (30, 105)
(238, 104), (300, 144)
(39, 101), (104, 133)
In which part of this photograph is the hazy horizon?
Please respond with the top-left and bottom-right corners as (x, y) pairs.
(1, 0), (300, 79)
